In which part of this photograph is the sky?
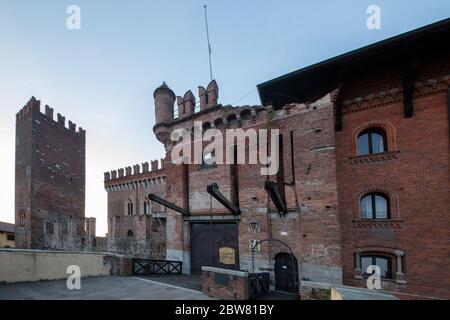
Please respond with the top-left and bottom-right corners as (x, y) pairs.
(0, 0), (449, 236)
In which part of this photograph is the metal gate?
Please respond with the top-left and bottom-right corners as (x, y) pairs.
(190, 222), (239, 273)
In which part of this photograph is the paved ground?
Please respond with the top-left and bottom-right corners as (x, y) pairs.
(0, 276), (214, 300)
(140, 274), (203, 291)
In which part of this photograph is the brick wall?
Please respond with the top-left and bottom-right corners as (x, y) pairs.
(335, 58), (450, 298)
(202, 266), (249, 300)
(104, 162), (167, 258)
(15, 98), (87, 249)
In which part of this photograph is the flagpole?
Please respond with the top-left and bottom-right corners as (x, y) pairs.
(204, 5), (213, 81)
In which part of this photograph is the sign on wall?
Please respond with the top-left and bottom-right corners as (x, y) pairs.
(250, 239), (261, 252)
(219, 247), (236, 265)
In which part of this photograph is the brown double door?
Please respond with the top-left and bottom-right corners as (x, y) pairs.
(190, 222), (239, 273)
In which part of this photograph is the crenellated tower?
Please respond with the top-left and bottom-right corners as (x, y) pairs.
(15, 96), (89, 249)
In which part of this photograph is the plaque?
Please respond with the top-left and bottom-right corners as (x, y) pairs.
(219, 247), (235, 265)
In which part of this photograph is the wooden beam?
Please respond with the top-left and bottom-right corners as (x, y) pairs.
(403, 72), (415, 118)
(207, 183), (240, 215)
(335, 80), (344, 131)
(183, 163), (189, 212)
(335, 101), (343, 131)
(448, 87), (450, 140)
(230, 145), (240, 210)
(265, 181), (287, 215)
(148, 193), (189, 216)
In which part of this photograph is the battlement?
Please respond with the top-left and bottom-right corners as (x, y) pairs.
(16, 96), (41, 121)
(104, 158), (165, 182)
(154, 80), (220, 127)
(175, 79), (219, 118)
(16, 96), (86, 136)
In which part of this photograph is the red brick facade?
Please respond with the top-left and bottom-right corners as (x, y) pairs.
(104, 161), (167, 258)
(336, 60), (450, 298)
(105, 20), (450, 299)
(15, 97), (96, 250)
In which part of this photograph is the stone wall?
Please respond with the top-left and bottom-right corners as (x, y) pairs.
(0, 248), (131, 283)
(202, 266), (249, 300)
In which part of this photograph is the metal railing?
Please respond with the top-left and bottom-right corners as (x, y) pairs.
(132, 259), (183, 275)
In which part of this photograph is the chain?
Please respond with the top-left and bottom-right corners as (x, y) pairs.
(251, 244), (256, 274)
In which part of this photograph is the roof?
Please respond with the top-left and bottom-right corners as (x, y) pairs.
(0, 221), (15, 233)
(257, 18), (450, 108)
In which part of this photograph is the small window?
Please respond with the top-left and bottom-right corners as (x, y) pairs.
(7, 234), (15, 241)
(19, 210), (25, 226)
(144, 200), (151, 215)
(361, 255), (392, 279)
(61, 223), (68, 234)
(358, 128), (387, 155)
(151, 218), (160, 232)
(127, 230), (134, 238)
(360, 193), (390, 219)
(127, 199), (134, 216)
(45, 221), (54, 234)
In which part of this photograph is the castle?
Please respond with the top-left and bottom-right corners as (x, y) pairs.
(15, 97), (97, 250)
(104, 19), (450, 299)
(11, 19), (449, 299)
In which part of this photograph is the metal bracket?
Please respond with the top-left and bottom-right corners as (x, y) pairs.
(147, 193), (189, 216)
(265, 181), (288, 215)
(206, 183), (240, 215)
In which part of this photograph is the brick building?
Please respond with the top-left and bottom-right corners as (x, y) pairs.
(105, 19), (450, 299)
(0, 221), (15, 248)
(15, 97), (97, 250)
(103, 160), (167, 258)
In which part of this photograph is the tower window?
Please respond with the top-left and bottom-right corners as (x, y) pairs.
(144, 200), (151, 215)
(127, 230), (134, 238)
(19, 210), (25, 226)
(360, 193), (390, 219)
(358, 128), (387, 155)
(127, 199), (134, 216)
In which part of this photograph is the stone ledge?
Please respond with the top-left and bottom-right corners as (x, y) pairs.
(349, 150), (400, 164)
(201, 266), (248, 277)
(352, 219), (403, 229)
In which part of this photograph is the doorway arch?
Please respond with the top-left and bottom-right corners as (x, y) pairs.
(274, 252), (299, 293)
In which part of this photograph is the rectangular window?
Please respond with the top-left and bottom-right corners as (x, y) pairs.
(45, 221), (54, 235)
(7, 234), (15, 241)
(361, 255), (392, 279)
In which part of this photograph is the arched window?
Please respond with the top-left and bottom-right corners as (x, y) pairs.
(127, 199), (134, 216)
(358, 128), (387, 155)
(360, 193), (390, 219)
(127, 230), (134, 238)
(361, 254), (393, 279)
(143, 199), (151, 215)
(19, 210), (25, 226)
